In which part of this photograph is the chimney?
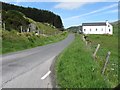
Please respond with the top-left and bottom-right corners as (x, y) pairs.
(106, 20), (108, 23)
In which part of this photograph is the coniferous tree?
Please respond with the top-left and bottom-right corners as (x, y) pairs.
(2, 2), (64, 30)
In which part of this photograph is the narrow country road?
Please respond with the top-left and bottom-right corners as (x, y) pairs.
(1, 34), (74, 88)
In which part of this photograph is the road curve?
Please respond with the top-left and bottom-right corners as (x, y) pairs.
(1, 34), (74, 88)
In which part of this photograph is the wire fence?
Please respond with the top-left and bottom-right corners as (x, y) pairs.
(82, 35), (118, 87)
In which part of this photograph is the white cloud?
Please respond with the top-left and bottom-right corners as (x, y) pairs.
(106, 9), (118, 13)
(13, 0), (20, 5)
(54, 2), (88, 10)
(64, 3), (118, 20)
(54, 0), (106, 10)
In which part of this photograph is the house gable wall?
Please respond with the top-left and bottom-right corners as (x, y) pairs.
(106, 22), (113, 34)
(82, 22), (113, 35)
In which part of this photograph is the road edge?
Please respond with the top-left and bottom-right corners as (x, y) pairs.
(50, 55), (59, 88)
(50, 34), (75, 88)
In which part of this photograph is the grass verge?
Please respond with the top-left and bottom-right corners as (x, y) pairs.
(86, 34), (118, 87)
(55, 34), (110, 88)
(1, 30), (68, 54)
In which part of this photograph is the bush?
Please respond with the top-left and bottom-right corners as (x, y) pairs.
(2, 10), (30, 32)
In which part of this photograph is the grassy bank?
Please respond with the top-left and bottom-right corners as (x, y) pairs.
(86, 34), (118, 87)
(1, 30), (68, 54)
(55, 34), (110, 88)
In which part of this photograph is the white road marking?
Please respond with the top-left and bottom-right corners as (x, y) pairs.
(41, 71), (51, 80)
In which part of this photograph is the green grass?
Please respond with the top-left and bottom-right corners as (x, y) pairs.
(1, 15), (66, 54)
(55, 34), (110, 88)
(55, 23), (119, 88)
(2, 30), (68, 54)
(27, 17), (60, 35)
(86, 34), (118, 87)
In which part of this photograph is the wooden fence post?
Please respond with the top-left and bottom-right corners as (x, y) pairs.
(42, 30), (44, 35)
(86, 41), (88, 46)
(93, 44), (100, 58)
(82, 35), (85, 41)
(101, 51), (111, 75)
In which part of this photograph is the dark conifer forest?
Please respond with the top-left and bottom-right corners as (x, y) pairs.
(2, 2), (64, 30)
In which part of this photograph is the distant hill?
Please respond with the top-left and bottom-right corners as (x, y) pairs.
(2, 2), (64, 30)
(66, 26), (82, 33)
(66, 20), (119, 35)
(111, 20), (120, 36)
(111, 20), (120, 25)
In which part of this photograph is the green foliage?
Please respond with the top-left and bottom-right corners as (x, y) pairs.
(2, 9), (63, 35)
(2, 10), (30, 32)
(86, 34), (118, 87)
(84, 23), (119, 87)
(2, 2), (63, 29)
(2, 6), (67, 54)
(112, 22), (119, 36)
(36, 22), (61, 35)
(56, 34), (110, 88)
(2, 30), (68, 54)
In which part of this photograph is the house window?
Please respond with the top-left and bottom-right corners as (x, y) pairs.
(96, 28), (97, 31)
(101, 28), (103, 31)
(108, 25), (110, 27)
(90, 29), (91, 31)
(84, 29), (86, 31)
(109, 29), (111, 32)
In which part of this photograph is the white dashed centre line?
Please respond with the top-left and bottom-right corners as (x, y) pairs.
(41, 71), (51, 80)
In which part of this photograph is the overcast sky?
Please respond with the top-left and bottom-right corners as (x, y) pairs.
(2, 0), (119, 28)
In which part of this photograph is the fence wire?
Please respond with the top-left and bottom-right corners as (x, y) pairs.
(87, 41), (118, 86)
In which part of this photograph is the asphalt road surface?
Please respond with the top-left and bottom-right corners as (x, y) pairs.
(1, 34), (74, 88)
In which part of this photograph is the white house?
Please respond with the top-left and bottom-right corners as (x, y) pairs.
(82, 20), (113, 35)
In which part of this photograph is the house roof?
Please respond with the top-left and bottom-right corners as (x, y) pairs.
(82, 22), (107, 26)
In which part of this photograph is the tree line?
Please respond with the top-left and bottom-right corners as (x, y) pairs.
(2, 2), (64, 30)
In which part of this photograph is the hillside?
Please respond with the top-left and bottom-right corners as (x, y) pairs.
(66, 26), (82, 33)
(2, 2), (64, 30)
(1, 4), (68, 54)
(111, 20), (120, 36)
(2, 10), (30, 31)
(111, 20), (120, 25)
(2, 9), (61, 35)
